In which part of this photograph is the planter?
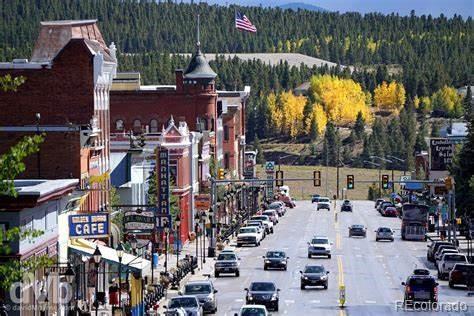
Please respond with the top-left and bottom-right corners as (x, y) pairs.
(216, 242), (225, 250)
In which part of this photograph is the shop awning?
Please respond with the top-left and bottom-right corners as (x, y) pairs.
(404, 182), (424, 191)
(69, 238), (150, 274)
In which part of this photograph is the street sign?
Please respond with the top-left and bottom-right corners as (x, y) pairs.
(266, 173), (274, 199)
(265, 161), (275, 173)
(195, 194), (211, 211)
(156, 214), (172, 231)
(430, 138), (454, 171)
(400, 175), (411, 185)
(157, 148), (170, 214)
(69, 214), (109, 239)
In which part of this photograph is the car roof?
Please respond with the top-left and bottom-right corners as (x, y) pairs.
(250, 281), (275, 285)
(171, 295), (199, 300)
(185, 280), (212, 286)
(241, 304), (267, 309)
(305, 264), (325, 268)
(312, 235), (329, 239)
(352, 224), (365, 227)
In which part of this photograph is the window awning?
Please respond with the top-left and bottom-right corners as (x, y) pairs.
(69, 238), (150, 274)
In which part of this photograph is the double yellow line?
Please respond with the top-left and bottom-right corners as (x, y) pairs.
(337, 255), (344, 285)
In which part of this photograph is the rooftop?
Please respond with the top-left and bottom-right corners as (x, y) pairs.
(184, 50), (217, 80)
(40, 19), (98, 26)
(12, 179), (78, 196)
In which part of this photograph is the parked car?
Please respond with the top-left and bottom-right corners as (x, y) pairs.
(166, 296), (203, 316)
(349, 224), (367, 238)
(311, 194), (321, 203)
(382, 206), (397, 217)
(427, 241), (455, 262)
(237, 227), (262, 247)
(214, 252), (240, 277)
(244, 282), (280, 311)
(433, 244), (458, 264)
(262, 210), (279, 225)
(300, 264), (329, 290)
(341, 200), (353, 212)
(247, 219), (272, 235)
(307, 236), (332, 258)
(379, 202), (394, 215)
(251, 215), (274, 234)
(449, 263), (474, 288)
(401, 270), (438, 307)
(437, 253), (468, 280)
(375, 199), (385, 209)
(245, 222), (266, 239)
(434, 249), (459, 268)
(317, 197), (331, 211)
(268, 201), (286, 216)
(263, 250), (289, 271)
(234, 305), (269, 316)
(375, 227), (394, 241)
(180, 280), (218, 313)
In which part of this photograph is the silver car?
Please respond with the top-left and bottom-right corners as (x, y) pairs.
(166, 295), (203, 316)
(375, 227), (394, 242)
(181, 280), (218, 314)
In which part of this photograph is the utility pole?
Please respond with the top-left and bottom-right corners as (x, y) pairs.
(325, 138), (329, 196)
(336, 127), (340, 199)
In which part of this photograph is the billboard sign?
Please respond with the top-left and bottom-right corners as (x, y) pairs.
(430, 138), (454, 171)
(155, 213), (172, 231)
(69, 214), (109, 239)
(243, 151), (257, 179)
(123, 209), (155, 232)
(157, 148), (170, 214)
(195, 194), (211, 211)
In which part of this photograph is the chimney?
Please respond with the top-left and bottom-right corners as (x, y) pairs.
(175, 69), (184, 91)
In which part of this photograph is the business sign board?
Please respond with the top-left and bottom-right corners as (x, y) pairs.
(195, 194), (211, 211)
(123, 210), (155, 232)
(265, 161), (275, 173)
(400, 175), (411, 185)
(266, 173), (274, 199)
(430, 138), (454, 171)
(155, 213), (172, 231)
(243, 151), (257, 179)
(69, 214), (109, 239)
(157, 148), (170, 214)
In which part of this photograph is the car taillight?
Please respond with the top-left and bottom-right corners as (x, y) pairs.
(434, 286), (438, 299)
(406, 286), (412, 293)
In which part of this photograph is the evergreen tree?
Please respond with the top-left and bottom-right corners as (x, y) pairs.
(400, 106), (417, 171)
(254, 136), (264, 164)
(463, 85), (472, 119)
(309, 114), (319, 141)
(353, 111), (365, 140)
(321, 122), (339, 167)
(431, 121), (441, 137)
(414, 119), (428, 153)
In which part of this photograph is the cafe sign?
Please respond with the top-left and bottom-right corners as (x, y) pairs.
(69, 214), (109, 239)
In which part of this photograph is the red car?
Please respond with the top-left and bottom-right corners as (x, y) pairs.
(383, 206), (397, 217)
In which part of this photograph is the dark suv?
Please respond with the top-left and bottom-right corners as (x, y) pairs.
(401, 270), (438, 307)
(244, 282), (280, 311)
(263, 251), (289, 271)
(214, 252), (240, 277)
(311, 194), (320, 203)
(341, 200), (353, 212)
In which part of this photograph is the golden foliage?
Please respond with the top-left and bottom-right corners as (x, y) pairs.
(373, 81), (406, 112)
(267, 91), (307, 138)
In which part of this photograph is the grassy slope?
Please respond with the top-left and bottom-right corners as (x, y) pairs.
(256, 165), (406, 201)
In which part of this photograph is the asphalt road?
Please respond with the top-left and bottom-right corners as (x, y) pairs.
(207, 200), (474, 316)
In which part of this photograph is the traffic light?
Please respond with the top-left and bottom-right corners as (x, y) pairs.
(313, 170), (321, 187)
(275, 170), (284, 187)
(382, 174), (389, 189)
(218, 168), (225, 180)
(346, 175), (354, 190)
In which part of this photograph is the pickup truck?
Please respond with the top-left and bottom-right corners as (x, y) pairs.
(437, 253), (468, 280)
(237, 227), (262, 247)
(251, 215), (274, 234)
(245, 221), (266, 239)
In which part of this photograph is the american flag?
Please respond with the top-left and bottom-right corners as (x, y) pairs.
(235, 11), (257, 33)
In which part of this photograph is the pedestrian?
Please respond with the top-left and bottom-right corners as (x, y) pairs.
(109, 279), (119, 307)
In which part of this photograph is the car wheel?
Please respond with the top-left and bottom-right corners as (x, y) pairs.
(328, 254), (331, 259)
(274, 303), (279, 311)
(376, 238), (379, 242)
(324, 283), (328, 290)
(449, 281), (454, 288)
(271, 228), (274, 234)
(215, 272), (219, 278)
(308, 254), (311, 258)
(264, 265), (267, 271)
(301, 283), (305, 290)
(283, 266), (287, 271)
(236, 270), (240, 277)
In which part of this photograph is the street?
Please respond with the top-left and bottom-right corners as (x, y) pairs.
(175, 200), (474, 316)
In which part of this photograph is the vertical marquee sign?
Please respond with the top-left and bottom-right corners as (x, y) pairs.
(157, 148), (170, 215)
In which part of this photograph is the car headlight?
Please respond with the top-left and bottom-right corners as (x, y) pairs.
(205, 295), (213, 302)
(321, 275), (327, 280)
(248, 294), (253, 300)
(303, 276), (308, 280)
(271, 294), (278, 300)
(265, 260), (271, 263)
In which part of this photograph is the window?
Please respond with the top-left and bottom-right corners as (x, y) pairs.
(133, 119), (142, 133)
(0, 223), (8, 243)
(150, 119), (158, 133)
(224, 153), (229, 169)
(224, 125), (229, 141)
(115, 119), (124, 131)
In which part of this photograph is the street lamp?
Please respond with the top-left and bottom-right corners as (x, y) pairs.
(39, 296), (48, 316)
(35, 112), (41, 178)
(93, 246), (102, 316)
(64, 264), (75, 283)
(175, 214), (181, 269)
(130, 235), (138, 255)
(387, 155), (406, 175)
(200, 212), (206, 265)
(194, 212), (200, 269)
(164, 225), (170, 273)
(116, 243), (124, 312)
(364, 160), (382, 198)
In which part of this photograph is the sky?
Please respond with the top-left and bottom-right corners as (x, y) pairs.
(197, 0), (473, 18)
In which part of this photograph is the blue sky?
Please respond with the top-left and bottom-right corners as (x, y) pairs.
(197, 0), (473, 18)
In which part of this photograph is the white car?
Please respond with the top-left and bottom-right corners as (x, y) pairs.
(437, 253), (468, 280)
(434, 249), (459, 267)
(251, 215), (274, 233)
(262, 210), (279, 224)
(316, 197), (331, 211)
(248, 219), (272, 235)
(235, 304), (268, 316)
(245, 221), (266, 239)
(307, 236), (332, 258)
(237, 227), (262, 247)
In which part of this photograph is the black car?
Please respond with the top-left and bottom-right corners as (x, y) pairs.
(300, 265), (329, 290)
(263, 251), (289, 271)
(311, 194), (321, 203)
(349, 224), (367, 237)
(402, 270), (439, 307)
(244, 282), (280, 311)
(341, 200), (353, 212)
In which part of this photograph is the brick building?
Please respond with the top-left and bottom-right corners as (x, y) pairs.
(0, 20), (117, 212)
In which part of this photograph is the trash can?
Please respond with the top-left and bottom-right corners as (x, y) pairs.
(152, 253), (159, 268)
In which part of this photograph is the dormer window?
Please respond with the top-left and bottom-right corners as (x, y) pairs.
(133, 119), (142, 133)
(115, 119), (124, 131)
(150, 119), (158, 133)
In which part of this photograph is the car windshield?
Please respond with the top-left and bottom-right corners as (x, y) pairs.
(343, 200), (350, 204)
(250, 283), (276, 292)
(319, 198), (329, 203)
(268, 203), (280, 209)
(352, 225), (364, 229)
(454, 264), (474, 272)
(408, 278), (436, 288)
(217, 253), (236, 261)
(304, 266), (324, 273)
(241, 307), (266, 316)
(169, 297), (198, 308)
(311, 238), (328, 244)
(252, 216), (269, 221)
(263, 211), (274, 216)
(378, 228), (391, 232)
(445, 255), (466, 262)
(184, 284), (211, 294)
(240, 228), (257, 234)
(266, 251), (285, 258)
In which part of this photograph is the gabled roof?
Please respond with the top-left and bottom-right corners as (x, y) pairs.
(184, 49), (217, 80)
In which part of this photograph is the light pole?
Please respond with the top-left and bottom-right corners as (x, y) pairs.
(200, 212), (206, 265)
(35, 112), (41, 178)
(116, 243), (124, 313)
(370, 156), (394, 193)
(64, 264), (75, 314)
(336, 126), (341, 199)
(130, 235), (138, 255)
(164, 226), (170, 274)
(194, 212), (200, 269)
(364, 160), (382, 198)
(175, 214), (181, 269)
(387, 155), (406, 176)
(93, 246), (102, 316)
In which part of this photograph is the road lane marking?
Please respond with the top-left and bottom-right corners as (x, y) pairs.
(310, 300), (320, 303)
(337, 255), (344, 285)
(365, 300), (377, 304)
(336, 232), (342, 250)
(234, 299), (243, 302)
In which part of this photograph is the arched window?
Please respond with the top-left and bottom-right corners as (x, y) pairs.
(115, 119), (124, 131)
(133, 119), (142, 133)
(150, 119), (158, 133)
